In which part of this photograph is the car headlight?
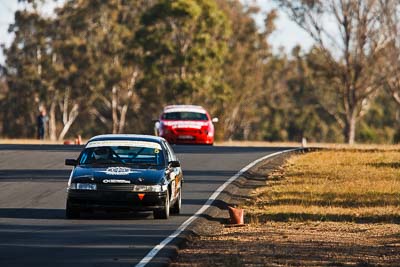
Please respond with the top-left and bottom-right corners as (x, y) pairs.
(69, 183), (97, 190)
(132, 184), (167, 192)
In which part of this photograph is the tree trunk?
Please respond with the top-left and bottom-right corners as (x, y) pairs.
(112, 86), (118, 134)
(345, 114), (357, 145)
(224, 105), (240, 140)
(118, 104), (128, 134)
(49, 98), (57, 141)
(62, 88), (70, 125)
(243, 122), (251, 141)
(57, 103), (79, 141)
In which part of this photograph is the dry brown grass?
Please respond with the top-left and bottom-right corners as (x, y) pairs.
(172, 149), (400, 267)
(245, 150), (400, 223)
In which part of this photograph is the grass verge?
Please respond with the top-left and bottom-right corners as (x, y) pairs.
(172, 149), (400, 266)
(245, 150), (400, 224)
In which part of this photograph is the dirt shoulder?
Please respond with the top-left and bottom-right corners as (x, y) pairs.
(171, 150), (400, 266)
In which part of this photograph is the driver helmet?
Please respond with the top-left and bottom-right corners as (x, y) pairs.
(93, 147), (110, 160)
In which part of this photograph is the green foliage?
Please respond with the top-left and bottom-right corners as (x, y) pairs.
(357, 94), (399, 144)
(2, 9), (52, 137)
(136, 0), (230, 106)
(215, 0), (270, 140)
(1, 0), (399, 144)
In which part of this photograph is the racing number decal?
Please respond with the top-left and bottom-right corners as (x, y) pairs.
(169, 164), (181, 200)
(174, 175), (181, 196)
(169, 171), (181, 200)
(171, 179), (176, 199)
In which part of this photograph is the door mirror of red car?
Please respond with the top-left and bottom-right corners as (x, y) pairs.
(65, 159), (78, 166)
(211, 117), (219, 123)
(169, 161), (181, 168)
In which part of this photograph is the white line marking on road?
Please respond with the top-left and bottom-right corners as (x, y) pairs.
(135, 148), (300, 267)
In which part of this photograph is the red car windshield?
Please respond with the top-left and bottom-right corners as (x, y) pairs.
(162, 112), (208, 121)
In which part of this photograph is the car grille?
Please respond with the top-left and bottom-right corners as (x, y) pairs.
(175, 129), (202, 134)
(97, 184), (134, 191)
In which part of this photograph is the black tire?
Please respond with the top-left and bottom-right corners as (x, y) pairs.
(153, 190), (170, 219)
(170, 187), (181, 214)
(66, 201), (80, 219)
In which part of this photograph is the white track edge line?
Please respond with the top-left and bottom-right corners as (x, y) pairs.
(135, 148), (301, 267)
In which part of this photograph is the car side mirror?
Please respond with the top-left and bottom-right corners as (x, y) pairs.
(212, 117), (219, 123)
(65, 159), (78, 166)
(169, 160), (180, 168)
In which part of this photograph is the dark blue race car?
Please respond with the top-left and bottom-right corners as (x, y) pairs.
(65, 134), (183, 219)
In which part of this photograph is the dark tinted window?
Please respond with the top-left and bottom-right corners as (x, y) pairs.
(162, 112), (208, 121)
(79, 146), (165, 166)
(163, 141), (176, 161)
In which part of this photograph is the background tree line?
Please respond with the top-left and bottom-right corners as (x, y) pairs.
(0, 0), (400, 144)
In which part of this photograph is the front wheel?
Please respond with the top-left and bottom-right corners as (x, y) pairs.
(153, 191), (170, 219)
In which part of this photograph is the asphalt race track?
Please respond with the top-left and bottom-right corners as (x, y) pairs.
(0, 144), (295, 267)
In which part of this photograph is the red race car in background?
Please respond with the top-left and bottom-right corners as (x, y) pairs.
(155, 105), (218, 145)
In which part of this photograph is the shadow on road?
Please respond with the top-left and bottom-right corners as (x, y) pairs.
(0, 208), (66, 219)
(0, 208), (155, 220)
(0, 170), (70, 182)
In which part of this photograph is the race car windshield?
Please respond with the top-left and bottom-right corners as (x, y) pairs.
(79, 145), (164, 166)
(162, 112), (208, 121)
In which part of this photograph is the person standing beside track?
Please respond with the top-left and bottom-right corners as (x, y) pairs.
(37, 109), (48, 140)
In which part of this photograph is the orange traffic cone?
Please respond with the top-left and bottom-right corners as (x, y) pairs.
(227, 206), (244, 225)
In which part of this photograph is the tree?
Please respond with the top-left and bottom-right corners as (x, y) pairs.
(0, 65), (7, 135)
(3, 7), (52, 138)
(53, 0), (148, 137)
(276, 0), (390, 144)
(379, 1), (400, 106)
(2, 1), (88, 141)
(136, 0), (231, 122)
(215, 0), (274, 140)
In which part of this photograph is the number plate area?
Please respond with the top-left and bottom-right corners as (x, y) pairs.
(178, 135), (195, 140)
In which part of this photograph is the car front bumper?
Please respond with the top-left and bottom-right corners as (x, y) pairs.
(162, 132), (214, 144)
(67, 190), (167, 211)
